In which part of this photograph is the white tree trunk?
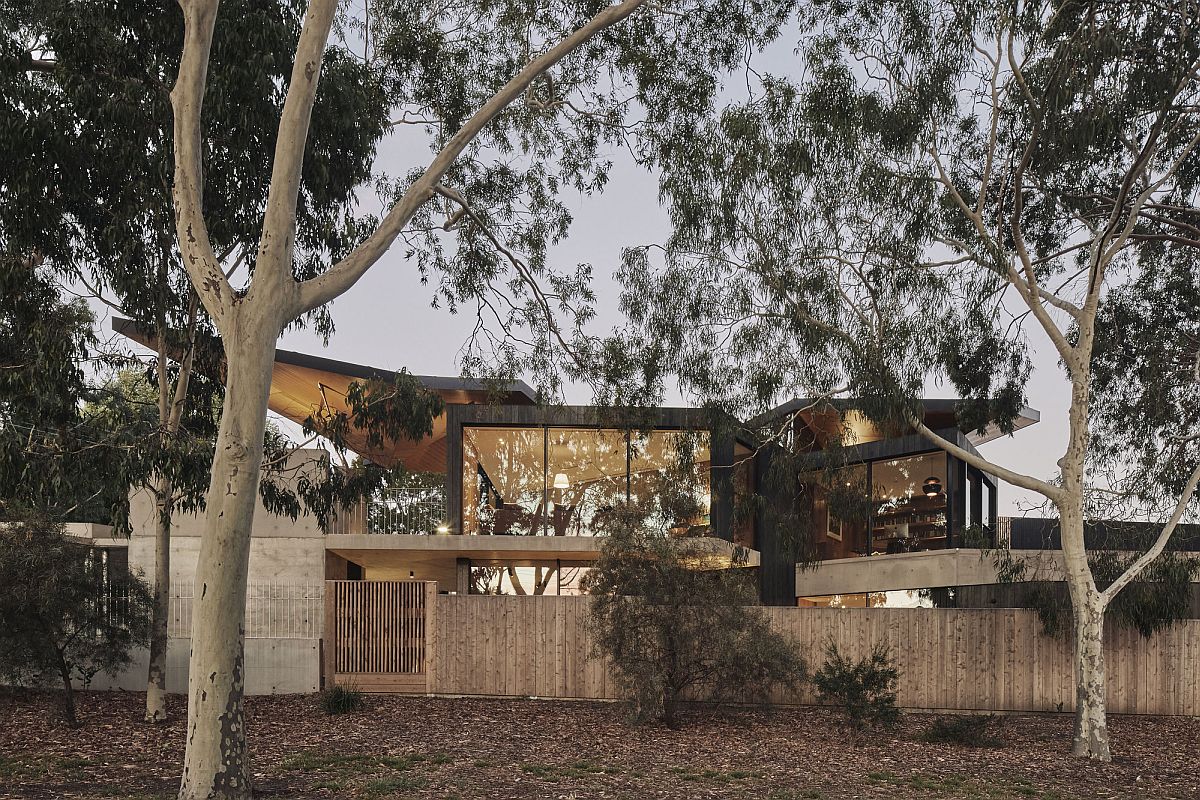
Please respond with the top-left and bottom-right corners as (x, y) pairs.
(1056, 372), (1113, 761)
(145, 477), (173, 723)
(1072, 587), (1110, 759)
(178, 315), (277, 800)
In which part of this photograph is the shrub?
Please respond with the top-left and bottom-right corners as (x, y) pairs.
(584, 503), (804, 727)
(320, 684), (364, 715)
(812, 640), (899, 737)
(922, 714), (1006, 747)
(0, 515), (152, 726)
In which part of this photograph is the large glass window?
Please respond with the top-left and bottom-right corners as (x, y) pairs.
(469, 563), (591, 595)
(629, 430), (710, 537)
(463, 427), (545, 536)
(870, 452), (948, 553)
(821, 464), (870, 557)
(732, 442), (755, 548)
(462, 425), (711, 537)
(546, 428), (628, 537)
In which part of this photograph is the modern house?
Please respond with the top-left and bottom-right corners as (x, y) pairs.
(114, 321), (1045, 607)
(92, 324), (1200, 704)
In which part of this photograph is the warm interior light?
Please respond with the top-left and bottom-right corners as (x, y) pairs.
(922, 476), (943, 497)
(553, 472), (570, 489)
(436, 524), (450, 534)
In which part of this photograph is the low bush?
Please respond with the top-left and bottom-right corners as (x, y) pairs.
(320, 684), (364, 715)
(812, 640), (899, 738)
(922, 714), (1006, 747)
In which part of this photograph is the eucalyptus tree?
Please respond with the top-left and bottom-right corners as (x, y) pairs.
(4, 0), (394, 723)
(614, 0), (1200, 760)
(0, 264), (135, 522)
(159, 0), (795, 795)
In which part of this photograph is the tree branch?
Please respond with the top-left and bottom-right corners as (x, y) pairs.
(294, 0), (649, 316)
(1100, 459), (1200, 606)
(169, 0), (234, 326)
(912, 420), (1064, 501)
(248, 0), (338, 305)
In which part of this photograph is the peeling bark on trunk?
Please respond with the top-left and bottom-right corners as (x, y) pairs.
(1072, 595), (1110, 759)
(1057, 371), (1112, 762)
(178, 317), (276, 800)
(145, 477), (173, 723)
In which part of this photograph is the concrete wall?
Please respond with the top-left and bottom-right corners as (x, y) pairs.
(795, 548), (1066, 597)
(127, 449), (328, 586)
(85, 639), (319, 695)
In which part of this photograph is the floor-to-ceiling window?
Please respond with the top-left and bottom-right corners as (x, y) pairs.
(462, 426), (545, 536)
(629, 429), (711, 537)
(869, 452), (948, 553)
(462, 425), (711, 537)
(546, 428), (629, 537)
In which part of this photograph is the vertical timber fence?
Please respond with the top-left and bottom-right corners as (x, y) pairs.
(325, 585), (1200, 715)
(324, 580), (437, 693)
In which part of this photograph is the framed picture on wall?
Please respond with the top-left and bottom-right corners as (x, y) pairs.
(827, 513), (843, 541)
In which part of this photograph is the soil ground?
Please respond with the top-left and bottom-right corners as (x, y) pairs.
(0, 690), (1197, 799)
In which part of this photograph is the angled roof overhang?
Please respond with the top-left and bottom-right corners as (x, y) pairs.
(753, 397), (1040, 448)
(112, 318), (536, 472)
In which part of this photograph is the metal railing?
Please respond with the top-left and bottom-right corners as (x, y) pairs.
(328, 487), (447, 536)
(167, 580), (325, 639)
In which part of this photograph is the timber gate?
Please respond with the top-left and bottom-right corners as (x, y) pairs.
(323, 580), (436, 693)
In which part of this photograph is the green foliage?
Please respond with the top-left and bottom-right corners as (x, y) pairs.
(1093, 552), (1200, 638)
(0, 266), (139, 525)
(989, 546), (1198, 640)
(319, 684), (365, 716)
(922, 714), (1006, 748)
(1, 0), (398, 529)
(812, 641), (900, 736)
(583, 503), (803, 727)
(0, 515), (153, 726)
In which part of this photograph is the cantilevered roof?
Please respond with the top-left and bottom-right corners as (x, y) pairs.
(753, 397), (1040, 447)
(112, 319), (535, 471)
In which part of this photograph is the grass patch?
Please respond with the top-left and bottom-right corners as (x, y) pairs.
(277, 751), (442, 796)
(0, 753), (97, 781)
(362, 774), (426, 797)
(519, 760), (625, 782)
(319, 684), (364, 715)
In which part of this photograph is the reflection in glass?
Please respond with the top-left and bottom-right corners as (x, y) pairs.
(821, 464), (869, 557)
(870, 452), (947, 553)
(545, 428), (628, 537)
(462, 425), (712, 538)
(463, 427), (545, 535)
(732, 442), (755, 548)
(469, 563), (591, 594)
(629, 430), (711, 536)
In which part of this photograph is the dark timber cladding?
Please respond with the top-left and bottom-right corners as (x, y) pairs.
(446, 403), (743, 540)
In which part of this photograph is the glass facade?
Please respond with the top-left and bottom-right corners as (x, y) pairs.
(870, 452), (948, 553)
(462, 425), (711, 537)
(462, 426), (546, 536)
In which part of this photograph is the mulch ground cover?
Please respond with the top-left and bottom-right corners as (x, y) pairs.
(0, 690), (1196, 799)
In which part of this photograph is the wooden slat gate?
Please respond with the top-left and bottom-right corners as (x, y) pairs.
(324, 580), (437, 693)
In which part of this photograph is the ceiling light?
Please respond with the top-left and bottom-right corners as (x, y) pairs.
(553, 473), (570, 489)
